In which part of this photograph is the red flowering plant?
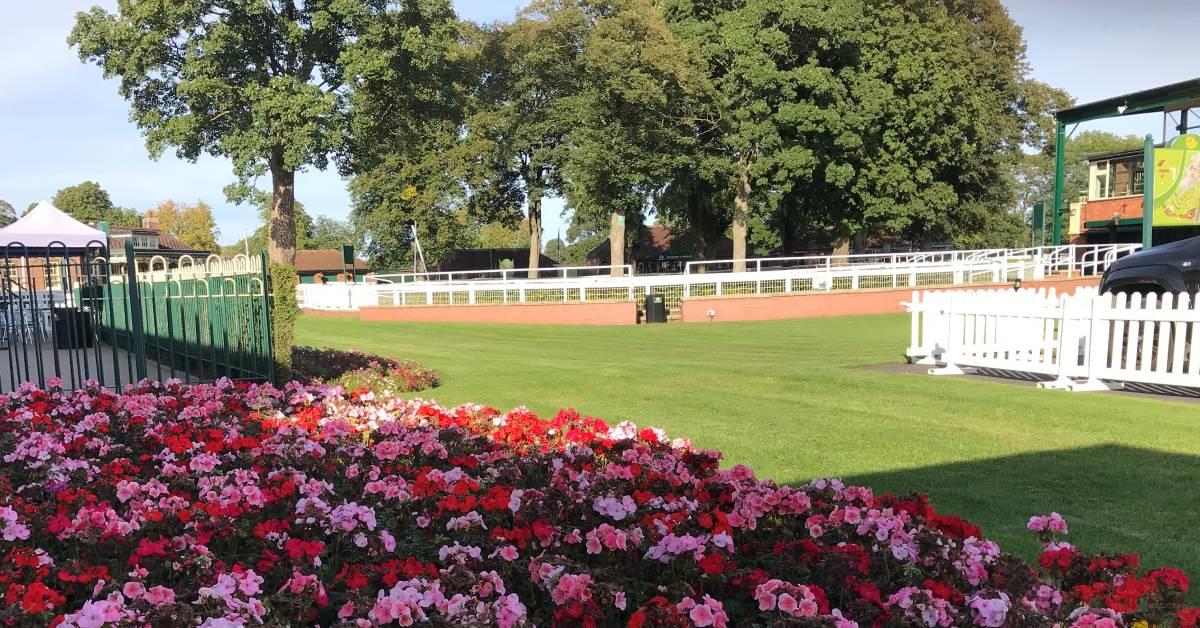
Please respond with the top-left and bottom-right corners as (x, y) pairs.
(291, 346), (440, 396)
(0, 377), (1194, 627)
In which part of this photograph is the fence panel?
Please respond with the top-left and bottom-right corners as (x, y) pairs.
(0, 240), (273, 392)
(907, 286), (1200, 394)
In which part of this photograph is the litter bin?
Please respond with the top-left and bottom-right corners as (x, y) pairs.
(52, 307), (95, 349)
(644, 294), (666, 324)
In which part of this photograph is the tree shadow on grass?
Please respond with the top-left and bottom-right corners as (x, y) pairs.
(845, 445), (1200, 579)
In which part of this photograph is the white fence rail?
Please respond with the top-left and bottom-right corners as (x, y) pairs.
(906, 286), (1200, 393)
(299, 243), (1139, 312)
(373, 264), (632, 284)
(686, 244), (1140, 276)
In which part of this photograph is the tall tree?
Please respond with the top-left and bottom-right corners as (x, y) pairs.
(663, 0), (864, 269)
(465, 4), (586, 277)
(344, 5), (484, 270)
(307, 215), (357, 250)
(70, 0), (458, 265)
(154, 200), (220, 251)
(52, 182), (142, 228)
(475, 220), (531, 249)
(564, 0), (707, 275)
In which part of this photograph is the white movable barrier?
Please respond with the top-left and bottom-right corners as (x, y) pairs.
(906, 287), (1200, 393)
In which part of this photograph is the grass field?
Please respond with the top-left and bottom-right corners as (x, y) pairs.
(297, 313), (1200, 577)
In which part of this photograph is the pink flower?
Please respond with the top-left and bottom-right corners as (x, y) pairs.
(121, 582), (146, 599)
(143, 586), (175, 607)
(689, 603), (715, 627)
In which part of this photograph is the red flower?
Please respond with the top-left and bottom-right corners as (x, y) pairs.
(1151, 567), (1190, 593)
(1178, 607), (1200, 628)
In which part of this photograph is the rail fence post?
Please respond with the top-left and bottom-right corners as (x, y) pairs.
(123, 239), (148, 381)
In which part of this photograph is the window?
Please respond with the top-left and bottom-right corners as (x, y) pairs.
(1091, 157), (1144, 200)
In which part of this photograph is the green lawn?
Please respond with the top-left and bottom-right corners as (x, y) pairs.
(296, 313), (1200, 576)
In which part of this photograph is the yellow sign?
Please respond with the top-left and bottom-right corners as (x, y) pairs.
(1153, 134), (1200, 226)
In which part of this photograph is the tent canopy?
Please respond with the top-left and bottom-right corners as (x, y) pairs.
(0, 201), (107, 251)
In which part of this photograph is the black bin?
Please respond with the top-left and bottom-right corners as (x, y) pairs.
(52, 308), (95, 349)
(644, 294), (666, 324)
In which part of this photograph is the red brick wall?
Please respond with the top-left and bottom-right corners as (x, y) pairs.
(679, 277), (1100, 323)
(352, 301), (637, 325)
(1081, 197), (1143, 224)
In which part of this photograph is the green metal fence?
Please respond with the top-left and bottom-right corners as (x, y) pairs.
(0, 239), (273, 392)
(99, 243), (273, 383)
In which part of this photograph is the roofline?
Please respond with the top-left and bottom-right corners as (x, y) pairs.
(1084, 147), (1147, 162)
(1056, 78), (1200, 125)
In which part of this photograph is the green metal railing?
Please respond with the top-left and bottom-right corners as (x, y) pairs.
(0, 239), (273, 392)
(99, 240), (273, 384)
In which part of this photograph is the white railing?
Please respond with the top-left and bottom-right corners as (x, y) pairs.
(299, 243), (1139, 312)
(906, 287), (1200, 393)
(685, 244), (1141, 277)
(373, 264), (632, 284)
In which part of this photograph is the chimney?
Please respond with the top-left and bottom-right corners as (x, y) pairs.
(142, 209), (158, 229)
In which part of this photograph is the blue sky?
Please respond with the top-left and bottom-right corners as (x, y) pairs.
(0, 0), (1188, 246)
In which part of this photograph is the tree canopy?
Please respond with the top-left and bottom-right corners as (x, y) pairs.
(0, 201), (16, 228)
(74, 0), (1073, 271)
(51, 182), (141, 228)
(153, 200), (221, 251)
(70, 0), (460, 265)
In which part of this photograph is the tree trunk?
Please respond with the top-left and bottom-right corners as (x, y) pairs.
(732, 162), (751, 272)
(527, 196), (542, 279)
(831, 236), (850, 263)
(268, 151), (297, 265)
(609, 209), (625, 277)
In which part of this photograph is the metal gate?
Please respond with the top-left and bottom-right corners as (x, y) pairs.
(0, 239), (273, 392)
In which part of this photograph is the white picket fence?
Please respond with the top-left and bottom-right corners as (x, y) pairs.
(299, 243), (1139, 312)
(906, 287), (1200, 393)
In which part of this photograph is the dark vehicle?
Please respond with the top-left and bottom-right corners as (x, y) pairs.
(1098, 237), (1200, 295)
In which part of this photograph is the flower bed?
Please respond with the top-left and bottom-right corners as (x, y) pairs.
(0, 379), (1194, 627)
(291, 346), (440, 394)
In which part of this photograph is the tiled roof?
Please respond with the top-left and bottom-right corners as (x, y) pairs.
(295, 249), (368, 273)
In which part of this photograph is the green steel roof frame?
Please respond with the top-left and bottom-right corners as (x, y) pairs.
(1052, 78), (1200, 248)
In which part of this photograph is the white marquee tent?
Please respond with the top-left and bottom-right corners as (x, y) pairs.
(0, 201), (107, 250)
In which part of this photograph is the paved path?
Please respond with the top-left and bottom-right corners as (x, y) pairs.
(0, 341), (167, 391)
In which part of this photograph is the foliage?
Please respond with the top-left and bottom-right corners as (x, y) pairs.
(50, 182), (141, 227)
(308, 215), (357, 251)
(153, 200), (220, 251)
(460, 2), (587, 274)
(563, 0), (707, 270)
(70, 0), (460, 263)
(0, 200), (16, 228)
(0, 380), (1195, 626)
(291, 346), (440, 394)
(341, 2), (475, 270)
(543, 237), (568, 263)
(267, 262), (298, 383)
(476, 220), (531, 250)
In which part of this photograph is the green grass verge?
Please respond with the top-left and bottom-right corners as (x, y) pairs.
(297, 313), (1200, 577)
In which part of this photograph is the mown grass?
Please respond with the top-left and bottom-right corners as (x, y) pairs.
(297, 313), (1200, 576)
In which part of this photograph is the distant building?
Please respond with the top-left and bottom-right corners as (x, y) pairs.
(107, 212), (215, 274)
(295, 249), (369, 284)
(586, 225), (735, 274)
(433, 248), (557, 273)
